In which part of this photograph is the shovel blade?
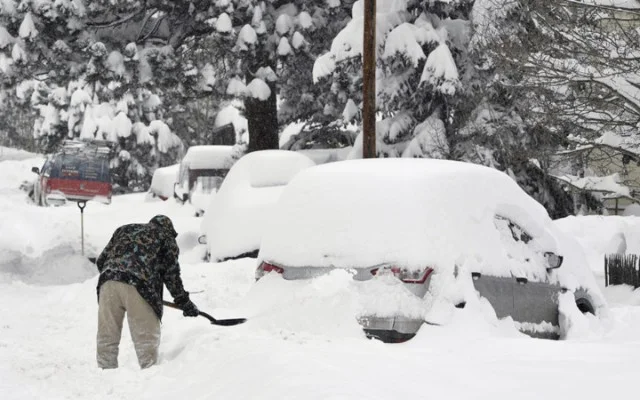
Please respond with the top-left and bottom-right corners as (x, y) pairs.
(212, 318), (247, 326)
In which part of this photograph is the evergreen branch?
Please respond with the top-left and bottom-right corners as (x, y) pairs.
(86, 10), (147, 28)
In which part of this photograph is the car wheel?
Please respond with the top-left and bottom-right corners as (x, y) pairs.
(575, 297), (595, 315)
(573, 288), (595, 315)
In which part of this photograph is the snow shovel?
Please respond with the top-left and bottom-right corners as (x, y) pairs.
(163, 300), (247, 326)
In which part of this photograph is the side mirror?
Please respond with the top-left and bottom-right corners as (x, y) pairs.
(198, 235), (207, 245)
(31, 167), (40, 174)
(544, 252), (563, 269)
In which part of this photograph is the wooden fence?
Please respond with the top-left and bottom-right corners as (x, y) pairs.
(605, 254), (640, 288)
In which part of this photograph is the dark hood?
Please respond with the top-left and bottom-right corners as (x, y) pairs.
(149, 215), (178, 238)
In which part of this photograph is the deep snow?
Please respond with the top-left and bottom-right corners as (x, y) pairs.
(1, 153), (640, 400)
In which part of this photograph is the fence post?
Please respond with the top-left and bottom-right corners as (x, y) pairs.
(636, 254), (640, 289)
(604, 255), (609, 287)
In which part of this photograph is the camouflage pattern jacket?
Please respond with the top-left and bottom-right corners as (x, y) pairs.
(96, 215), (191, 320)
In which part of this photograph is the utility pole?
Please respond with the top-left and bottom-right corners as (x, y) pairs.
(362, 0), (376, 158)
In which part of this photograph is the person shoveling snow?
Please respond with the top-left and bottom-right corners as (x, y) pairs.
(95, 215), (200, 369)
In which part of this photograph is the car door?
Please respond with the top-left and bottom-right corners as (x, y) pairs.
(493, 215), (562, 338)
(471, 272), (514, 319)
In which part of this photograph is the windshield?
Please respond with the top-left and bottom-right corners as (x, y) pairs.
(50, 154), (110, 182)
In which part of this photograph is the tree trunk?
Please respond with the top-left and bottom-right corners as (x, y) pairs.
(245, 81), (279, 152)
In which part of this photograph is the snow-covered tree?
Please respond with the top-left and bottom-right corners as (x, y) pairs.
(0, 1), (198, 191)
(2, 1), (354, 165)
(277, 2), (351, 125)
(472, 0), (640, 214)
(315, 0), (576, 217)
(315, 1), (470, 157)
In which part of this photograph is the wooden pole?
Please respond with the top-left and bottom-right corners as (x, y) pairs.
(362, 0), (376, 158)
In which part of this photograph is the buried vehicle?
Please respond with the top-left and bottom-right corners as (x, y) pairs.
(255, 158), (605, 343)
(201, 150), (315, 262)
(174, 145), (234, 209)
(148, 164), (180, 201)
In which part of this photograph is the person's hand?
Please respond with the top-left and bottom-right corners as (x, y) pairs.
(182, 300), (199, 317)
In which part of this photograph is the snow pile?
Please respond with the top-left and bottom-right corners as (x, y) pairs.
(554, 215), (640, 275)
(0, 245), (96, 285)
(202, 150), (315, 261)
(0, 146), (39, 161)
(239, 271), (367, 339)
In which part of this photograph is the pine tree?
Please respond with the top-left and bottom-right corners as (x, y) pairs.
(315, 0), (575, 217)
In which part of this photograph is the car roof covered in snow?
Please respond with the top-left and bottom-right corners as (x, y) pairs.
(258, 158), (599, 295)
(182, 145), (234, 170)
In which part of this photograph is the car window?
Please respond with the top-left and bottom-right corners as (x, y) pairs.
(494, 215), (532, 244)
(494, 215), (549, 278)
(58, 154), (110, 182)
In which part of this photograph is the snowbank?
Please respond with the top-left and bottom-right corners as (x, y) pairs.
(0, 146), (39, 161)
(554, 215), (640, 276)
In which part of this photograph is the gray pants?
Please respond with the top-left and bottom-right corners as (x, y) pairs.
(97, 281), (161, 369)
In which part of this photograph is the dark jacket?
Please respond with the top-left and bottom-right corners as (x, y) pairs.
(96, 215), (190, 320)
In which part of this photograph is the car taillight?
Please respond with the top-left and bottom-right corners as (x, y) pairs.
(371, 266), (433, 284)
(255, 261), (284, 281)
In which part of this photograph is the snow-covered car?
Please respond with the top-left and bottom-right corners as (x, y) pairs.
(201, 150), (315, 262)
(147, 164), (179, 201)
(255, 158), (606, 343)
(174, 145), (235, 214)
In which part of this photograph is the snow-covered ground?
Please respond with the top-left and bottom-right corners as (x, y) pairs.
(1, 153), (640, 400)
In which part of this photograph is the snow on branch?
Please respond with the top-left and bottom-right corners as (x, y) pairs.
(552, 172), (632, 197)
(420, 44), (460, 95)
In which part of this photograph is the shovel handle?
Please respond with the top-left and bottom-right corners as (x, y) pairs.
(162, 300), (216, 323)
(163, 300), (247, 326)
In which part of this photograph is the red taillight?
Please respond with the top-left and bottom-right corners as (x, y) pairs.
(262, 262), (284, 274)
(371, 266), (433, 284)
(255, 261), (284, 281)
